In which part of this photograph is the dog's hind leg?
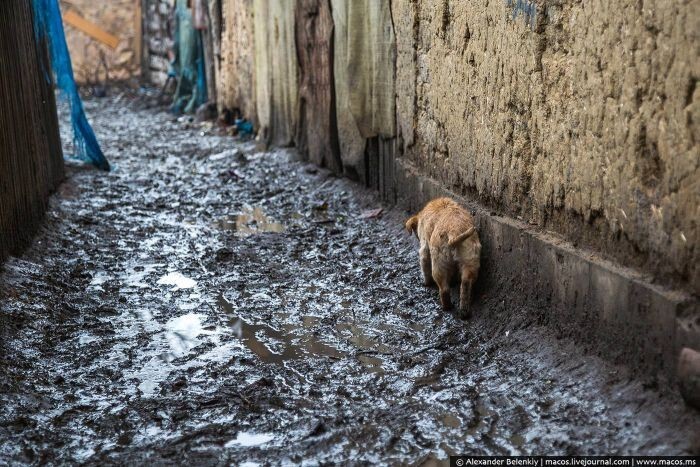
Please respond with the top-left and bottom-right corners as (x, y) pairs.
(432, 257), (452, 311)
(459, 269), (477, 319)
(459, 279), (472, 319)
(420, 242), (435, 287)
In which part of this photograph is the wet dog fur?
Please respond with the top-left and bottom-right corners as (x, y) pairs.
(405, 197), (481, 318)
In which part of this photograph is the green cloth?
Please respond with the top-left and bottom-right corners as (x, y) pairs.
(345, 0), (396, 139)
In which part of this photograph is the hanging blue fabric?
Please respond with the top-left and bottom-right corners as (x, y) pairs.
(169, 0), (208, 115)
(33, 0), (110, 171)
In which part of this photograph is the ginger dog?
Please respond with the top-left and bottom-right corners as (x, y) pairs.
(405, 197), (481, 318)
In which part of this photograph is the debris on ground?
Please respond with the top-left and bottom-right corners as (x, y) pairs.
(359, 208), (384, 219)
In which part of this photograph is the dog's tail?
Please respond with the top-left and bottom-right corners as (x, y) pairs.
(405, 215), (419, 237)
(448, 227), (476, 247)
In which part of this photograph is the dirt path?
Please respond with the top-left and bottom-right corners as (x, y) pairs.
(0, 95), (698, 465)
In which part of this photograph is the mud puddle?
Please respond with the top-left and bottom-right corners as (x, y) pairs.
(217, 293), (344, 364)
(224, 432), (275, 448)
(0, 95), (698, 465)
(215, 205), (285, 235)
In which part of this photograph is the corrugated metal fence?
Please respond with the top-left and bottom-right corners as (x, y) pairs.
(0, 0), (64, 262)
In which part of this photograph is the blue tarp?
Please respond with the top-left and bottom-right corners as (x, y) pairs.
(33, 0), (110, 171)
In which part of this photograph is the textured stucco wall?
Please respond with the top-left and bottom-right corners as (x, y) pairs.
(394, 0), (700, 295)
(63, 1), (140, 84)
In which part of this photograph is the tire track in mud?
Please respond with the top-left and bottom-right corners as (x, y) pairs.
(0, 95), (698, 464)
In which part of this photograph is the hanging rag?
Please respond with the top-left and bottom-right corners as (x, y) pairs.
(169, 0), (208, 114)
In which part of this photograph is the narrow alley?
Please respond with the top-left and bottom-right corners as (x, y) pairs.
(1, 95), (697, 464)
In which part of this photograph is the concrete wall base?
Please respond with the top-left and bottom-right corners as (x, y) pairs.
(395, 158), (700, 385)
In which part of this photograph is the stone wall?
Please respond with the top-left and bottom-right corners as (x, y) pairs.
(62, 0), (141, 84)
(143, 0), (174, 85)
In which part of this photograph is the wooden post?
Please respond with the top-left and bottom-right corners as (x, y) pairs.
(679, 348), (700, 409)
(135, 0), (143, 78)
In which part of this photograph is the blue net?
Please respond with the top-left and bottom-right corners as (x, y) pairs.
(33, 0), (110, 171)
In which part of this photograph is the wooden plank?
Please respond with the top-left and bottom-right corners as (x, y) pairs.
(63, 9), (120, 49)
(0, 0), (64, 262)
(294, 0), (341, 173)
(134, 0), (143, 71)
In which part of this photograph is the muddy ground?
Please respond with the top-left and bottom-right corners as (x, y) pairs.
(0, 94), (698, 465)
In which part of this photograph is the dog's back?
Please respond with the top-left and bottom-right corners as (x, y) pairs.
(406, 197), (481, 318)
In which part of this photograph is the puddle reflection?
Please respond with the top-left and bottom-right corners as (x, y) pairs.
(466, 397), (498, 439)
(130, 311), (233, 397)
(125, 263), (162, 288)
(217, 293), (393, 374)
(336, 322), (389, 373)
(224, 432), (275, 448)
(165, 313), (209, 358)
(216, 205), (285, 235)
(157, 272), (197, 290)
(217, 294), (343, 363)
